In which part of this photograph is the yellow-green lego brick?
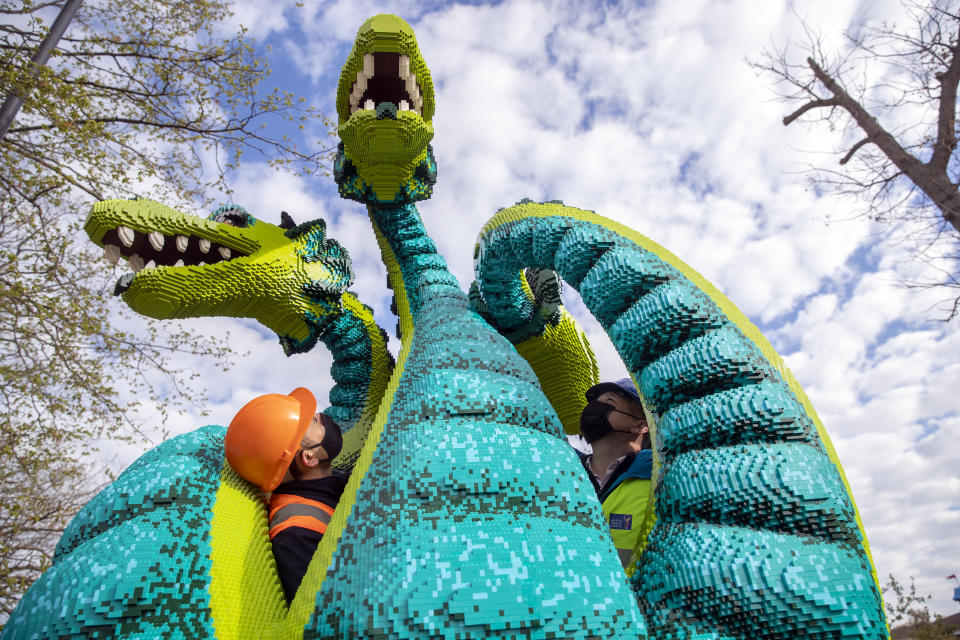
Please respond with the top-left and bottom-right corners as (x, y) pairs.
(514, 308), (599, 435)
(336, 292), (395, 466)
(336, 14), (435, 124)
(282, 216), (416, 638)
(209, 463), (286, 639)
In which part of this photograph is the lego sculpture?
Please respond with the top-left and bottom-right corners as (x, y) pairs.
(3, 14), (889, 640)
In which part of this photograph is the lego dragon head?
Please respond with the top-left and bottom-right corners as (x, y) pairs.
(334, 14), (438, 205)
(84, 199), (353, 355)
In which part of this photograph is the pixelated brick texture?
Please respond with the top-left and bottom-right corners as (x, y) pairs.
(207, 454), (288, 638)
(54, 425), (225, 561)
(469, 265), (600, 435)
(473, 201), (887, 638)
(335, 14), (435, 124)
(84, 199), (353, 349)
(512, 305), (600, 435)
(637, 523), (885, 639)
(334, 15), (437, 204)
(5, 426), (225, 639)
(303, 201), (646, 638)
(83, 198), (395, 445)
(319, 294), (395, 471)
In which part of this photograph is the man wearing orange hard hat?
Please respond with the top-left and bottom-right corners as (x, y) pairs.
(224, 387), (349, 604)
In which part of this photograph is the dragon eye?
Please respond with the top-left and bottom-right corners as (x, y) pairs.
(214, 212), (246, 227)
(209, 206), (253, 228)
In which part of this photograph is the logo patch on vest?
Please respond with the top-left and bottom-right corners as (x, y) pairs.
(609, 514), (632, 530)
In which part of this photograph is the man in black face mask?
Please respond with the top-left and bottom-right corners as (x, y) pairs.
(268, 411), (349, 604)
(577, 378), (652, 574)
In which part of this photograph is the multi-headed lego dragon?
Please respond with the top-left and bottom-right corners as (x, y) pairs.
(4, 14), (889, 640)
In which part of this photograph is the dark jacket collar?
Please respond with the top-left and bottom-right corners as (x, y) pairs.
(577, 449), (652, 502)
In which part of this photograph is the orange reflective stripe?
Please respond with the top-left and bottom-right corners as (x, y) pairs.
(267, 493), (337, 540)
(269, 515), (329, 539)
(268, 493), (336, 520)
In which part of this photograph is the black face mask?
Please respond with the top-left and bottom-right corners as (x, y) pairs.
(287, 454), (304, 481)
(286, 415), (344, 481)
(317, 415), (343, 461)
(580, 399), (646, 444)
(580, 400), (615, 443)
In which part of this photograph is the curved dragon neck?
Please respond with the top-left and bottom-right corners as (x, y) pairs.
(367, 202), (463, 326)
(298, 200), (647, 639)
(314, 293), (393, 470)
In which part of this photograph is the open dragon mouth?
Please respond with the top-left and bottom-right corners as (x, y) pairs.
(100, 224), (249, 295)
(349, 52), (423, 116)
(100, 225), (245, 272)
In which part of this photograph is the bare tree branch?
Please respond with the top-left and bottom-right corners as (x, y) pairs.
(783, 97), (842, 125)
(840, 136), (875, 164)
(806, 56), (931, 182)
(751, 0), (960, 320)
(929, 31), (960, 170)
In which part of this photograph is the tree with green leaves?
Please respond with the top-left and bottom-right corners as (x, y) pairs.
(0, 0), (335, 617)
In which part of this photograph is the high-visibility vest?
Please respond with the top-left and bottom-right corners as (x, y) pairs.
(594, 450), (653, 576)
(268, 493), (335, 540)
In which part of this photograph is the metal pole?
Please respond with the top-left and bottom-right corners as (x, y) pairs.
(0, 0), (83, 140)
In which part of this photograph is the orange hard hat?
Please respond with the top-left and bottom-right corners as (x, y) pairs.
(224, 387), (317, 491)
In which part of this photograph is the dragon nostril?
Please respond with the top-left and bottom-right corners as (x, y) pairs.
(376, 102), (397, 120)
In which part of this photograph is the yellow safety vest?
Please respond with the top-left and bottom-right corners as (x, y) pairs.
(594, 450), (653, 577)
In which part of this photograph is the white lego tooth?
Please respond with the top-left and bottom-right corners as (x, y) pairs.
(198, 261), (206, 267)
(399, 100), (409, 111)
(144, 259), (156, 270)
(364, 98), (375, 111)
(405, 76), (422, 112)
(399, 55), (410, 80)
(175, 235), (188, 252)
(350, 71), (368, 113)
(363, 53), (374, 78)
(117, 226), (135, 248)
(198, 238), (210, 253)
(104, 244), (121, 265)
(174, 259), (185, 267)
(129, 255), (144, 272)
(218, 246), (231, 259)
(148, 231), (164, 251)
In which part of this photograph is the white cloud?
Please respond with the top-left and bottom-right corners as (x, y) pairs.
(222, 0), (298, 40)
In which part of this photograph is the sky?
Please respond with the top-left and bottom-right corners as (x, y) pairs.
(92, 0), (959, 617)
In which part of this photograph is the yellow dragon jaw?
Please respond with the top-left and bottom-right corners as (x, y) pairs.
(335, 14), (437, 203)
(83, 199), (352, 347)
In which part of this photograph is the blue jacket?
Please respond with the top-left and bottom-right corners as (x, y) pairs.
(579, 449), (653, 573)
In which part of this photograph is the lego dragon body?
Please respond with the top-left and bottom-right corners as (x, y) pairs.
(3, 14), (888, 640)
